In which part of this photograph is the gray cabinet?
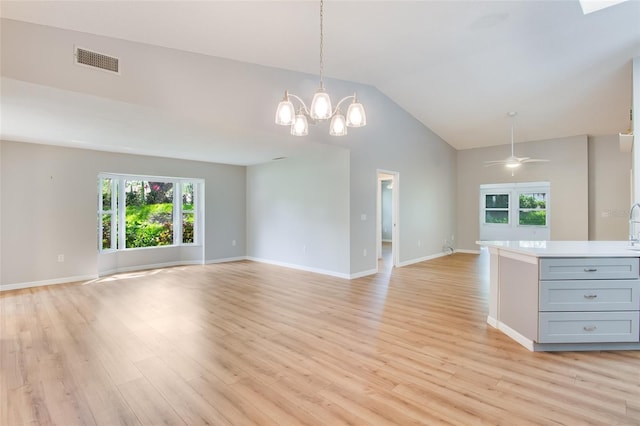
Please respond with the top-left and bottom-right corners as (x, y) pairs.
(538, 258), (640, 344)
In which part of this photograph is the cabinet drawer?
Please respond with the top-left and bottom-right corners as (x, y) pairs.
(540, 280), (640, 312)
(540, 258), (639, 280)
(538, 311), (639, 343)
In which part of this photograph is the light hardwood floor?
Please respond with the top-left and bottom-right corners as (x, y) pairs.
(2, 251), (640, 425)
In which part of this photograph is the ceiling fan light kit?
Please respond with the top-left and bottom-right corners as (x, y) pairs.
(484, 112), (549, 173)
(274, 0), (366, 137)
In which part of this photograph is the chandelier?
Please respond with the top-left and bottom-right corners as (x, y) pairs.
(274, 0), (366, 136)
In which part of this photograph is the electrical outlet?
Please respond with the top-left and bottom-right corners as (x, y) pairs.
(303, 245), (307, 253)
(232, 240), (236, 246)
(57, 254), (64, 263)
(363, 249), (367, 257)
(418, 240), (421, 247)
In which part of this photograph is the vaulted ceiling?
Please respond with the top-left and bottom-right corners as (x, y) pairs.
(1, 0), (639, 164)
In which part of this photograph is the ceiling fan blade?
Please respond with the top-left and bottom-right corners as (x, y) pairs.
(484, 162), (507, 167)
(521, 158), (549, 163)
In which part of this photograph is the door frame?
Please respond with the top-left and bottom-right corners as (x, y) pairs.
(376, 169), (399, 270)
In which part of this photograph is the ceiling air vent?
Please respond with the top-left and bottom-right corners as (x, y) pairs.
(75, 47), (120, 74)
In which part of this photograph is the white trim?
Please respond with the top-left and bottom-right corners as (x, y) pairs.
(455, 249), (481, 254)
(206, 256), (248, 264)
(97, 173), (205, 252)
(1, 274), (98, 292)
(487, 315), (498, 328)
(480, 182), (550, 241)
(98, 260), (204, 277)
(376, 169), (400, 270)
(99, 172), (203, 183)
(397, 251), (449, 267)
(350, 269), (378, 279)
(247, 257), (351, 279)
(497, 321), (536, 351)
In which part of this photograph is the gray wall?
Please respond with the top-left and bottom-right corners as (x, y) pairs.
(0, 140), (246, 287)
(246, 75), (457, 277)
(457, 135), (589, 251)
(247, 144), (350, 276)
(588, 135), (631, 240)
(341, 88), (457, 274)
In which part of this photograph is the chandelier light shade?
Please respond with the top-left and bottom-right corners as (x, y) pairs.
(346, 96), (366, 127)
(329, 111), (347, 136)
(310, 87), (332, 120)
(275, 92), (295, 126)
(291, 112), (309, 136)
(274, 0), (366, 136)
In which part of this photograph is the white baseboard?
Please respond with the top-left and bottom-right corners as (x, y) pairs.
(397, 251), (449, 267)
(206, 256), (248, 264)
(486, 315), (498, 328)
(497, 321), (535, 351)
(350, 268), (378, 279)
(1, 274), (98, 292)
(247, 257), (351, 279)
(2, 250), (480, 292)
(98, 260), (204, 277)
(455, 249), (481, 254)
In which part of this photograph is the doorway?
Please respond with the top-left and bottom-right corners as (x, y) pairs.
(377, 170), (399, 271)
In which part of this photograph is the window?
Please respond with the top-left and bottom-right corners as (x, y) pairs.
(519, 192), (547, 226)
(98, 174), (202, 251)
(125, 180), (174, 248)
(484, 193), (510, 224)
(479, 182), (550, 242)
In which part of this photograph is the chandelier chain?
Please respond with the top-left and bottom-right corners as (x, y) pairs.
(274, 0), (366, 135)
(319, 0), (324, 88)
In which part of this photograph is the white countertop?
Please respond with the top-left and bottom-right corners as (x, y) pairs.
(477, 240), (640, 257)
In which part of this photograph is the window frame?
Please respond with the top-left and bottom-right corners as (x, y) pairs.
(483, 193), (511, 225)
(517, 191), (548, 227)
(98, 173), (203, 252)
(98, 177), (118, 251)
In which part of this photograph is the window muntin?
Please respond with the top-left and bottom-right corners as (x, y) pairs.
(98, 174), (200, 251)
(519, 192), (547, 226)
(181, 182), (195, 244)
(484, 193), (510, 224)
(98, 177), (117, 250)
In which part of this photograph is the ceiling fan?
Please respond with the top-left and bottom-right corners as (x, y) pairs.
(484, 112), (548, 171)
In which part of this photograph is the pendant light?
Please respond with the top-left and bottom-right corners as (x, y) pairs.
(274, 0), (366, 136)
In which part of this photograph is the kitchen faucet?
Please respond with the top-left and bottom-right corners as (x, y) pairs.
(629, 203), (640, 245)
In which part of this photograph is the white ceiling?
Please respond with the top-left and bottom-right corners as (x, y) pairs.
(1, 0), (639, 164)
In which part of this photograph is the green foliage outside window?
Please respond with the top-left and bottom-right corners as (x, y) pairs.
(485, 211), (509, 224)
(100, 177), (197, 250)
(125, 203), (174, 247)
(519, 193), (546, 226)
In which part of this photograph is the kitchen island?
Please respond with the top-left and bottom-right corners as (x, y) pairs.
(479, 241), (640, 351)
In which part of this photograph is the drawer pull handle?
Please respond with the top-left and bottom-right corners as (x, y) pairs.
(583, 326), (597, 332)
(583, 268), (598, 272)
(583, 294), (598, 299)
